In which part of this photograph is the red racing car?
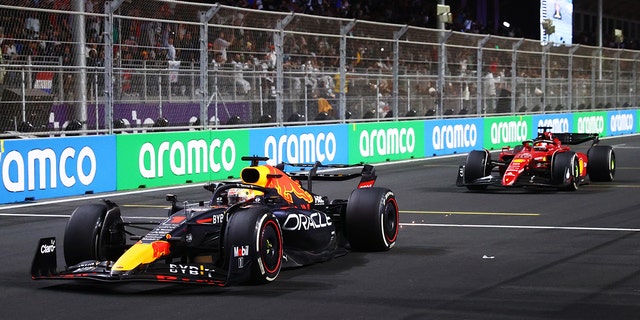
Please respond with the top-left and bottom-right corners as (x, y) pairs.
(456, 127), (615, 191)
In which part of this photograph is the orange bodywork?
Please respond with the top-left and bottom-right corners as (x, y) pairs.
(241, 165), (314, 207)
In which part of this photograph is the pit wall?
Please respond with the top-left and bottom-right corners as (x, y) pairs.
(1, 109), (637, 203)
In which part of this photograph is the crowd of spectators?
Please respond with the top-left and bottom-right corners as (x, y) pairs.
(2, 0), (637, 63)
(0, 0), (637, 117)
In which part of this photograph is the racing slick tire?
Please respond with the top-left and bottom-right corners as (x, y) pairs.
(63, 201), (125, 266)
(587, 145), (615, 182)
(464, 150), (491, 190)
(224, 206), (283, 285)
(345, 187), (399, 252)
(552, 151), (579, 191)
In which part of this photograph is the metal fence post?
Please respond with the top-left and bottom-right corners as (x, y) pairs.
(591, 49), (600, 110)
(103, 0), (124, 134)
(511, 39), (523, 114)
(634, 54), (640, 107)
(568, 45), (580, 111)
(275, 13), (293, 125)
(340, 20), (357, 123)
(541, 44), (550, 110)
(393, 25), (408, 119)
(614, 51), (622, 106)
(200, 6), (219, 129)
(437, 31), (452, 118)
(477, 36), (490, 115)
(72, 0), (88, 131)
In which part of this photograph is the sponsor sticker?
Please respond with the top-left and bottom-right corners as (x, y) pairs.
(234, 245), (249, 257)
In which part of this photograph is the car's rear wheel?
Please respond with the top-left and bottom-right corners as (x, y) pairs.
(224, 206), (283, 285)
(464, 150), (491, 190)
(63, 201), (125, 266)
(345, 187), (399, 251)
(587, 145), (615, 182)
(552, 151), (579, 191)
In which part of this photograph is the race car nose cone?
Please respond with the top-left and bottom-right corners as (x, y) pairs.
(111, 241), (170, 275)
(503, 172), (516, 186)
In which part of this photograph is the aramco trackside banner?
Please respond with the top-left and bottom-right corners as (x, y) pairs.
(115, 130), (250, 190)
(348, 120), (425, 163)
(1, 109), (638, 203)
(0, 136), (115, 202)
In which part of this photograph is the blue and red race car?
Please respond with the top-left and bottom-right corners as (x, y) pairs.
(32, 156), (399, 286)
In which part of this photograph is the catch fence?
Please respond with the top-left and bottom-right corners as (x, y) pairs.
(0, 0), (638, 136)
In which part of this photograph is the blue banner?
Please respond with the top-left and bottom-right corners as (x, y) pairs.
(531, 113), (572, 137)
(248, 124), (348, 165)
(424, 118), (484, 156)
(607, 110), (636, 136)
(0, 136), (116, 203)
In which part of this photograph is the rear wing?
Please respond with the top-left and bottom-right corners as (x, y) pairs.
(550, 133), (599, 146)
(283, 161), (377, 192)
(537, 126), (599, 146)
(220, 157), (377, 193)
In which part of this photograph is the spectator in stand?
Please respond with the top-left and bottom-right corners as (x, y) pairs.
(23, 34), (43, 56)
(25, 12), (41, 35)
(87, 44), (100, 100)
(212, 31), (233, 63)
(178, 29), (198, 63)
(2, 49), (20, 86)
(177, 28), (198, 96)
(483, 64), (496, 113)
(230, 53), (251, 95)
(165, 37), (176, 61)
(3, 39), (17, 57)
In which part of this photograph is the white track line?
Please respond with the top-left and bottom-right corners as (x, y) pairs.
(402, 223), (640, 232)
(5, 214), (637, 233)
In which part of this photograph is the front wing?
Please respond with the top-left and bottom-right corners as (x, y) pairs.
(456, 165), (564, 188)
(31, 238), (230, 286)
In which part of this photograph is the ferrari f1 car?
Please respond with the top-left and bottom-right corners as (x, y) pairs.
(31, 156), (399, 286)
(456, 127), (615, 191)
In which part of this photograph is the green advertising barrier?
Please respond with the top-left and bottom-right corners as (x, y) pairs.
(348, 120), (425, 164)
(483, 115), (533, 150)
(116, 129), (250, 190)
(573, 111), (607, 136)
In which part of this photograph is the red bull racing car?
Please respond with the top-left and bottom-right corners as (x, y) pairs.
(456, 127), (615, 191)
(31, 156), (399, 286)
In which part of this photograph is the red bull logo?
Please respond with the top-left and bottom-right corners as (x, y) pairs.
(151, 241), (171, 259)
(265, 166), (314, 206)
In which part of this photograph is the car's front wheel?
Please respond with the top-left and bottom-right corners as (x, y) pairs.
(63, 201), (125, 266)
(552, 151), (579, 191)
(224, 206), (283, 285)
(464, 150), (491, 190)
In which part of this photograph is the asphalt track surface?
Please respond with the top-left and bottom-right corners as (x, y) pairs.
(2, 135), (639, 320)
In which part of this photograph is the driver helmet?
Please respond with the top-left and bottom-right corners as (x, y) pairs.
(534, 141), (548, 150)
(226, 188), (262, 205)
